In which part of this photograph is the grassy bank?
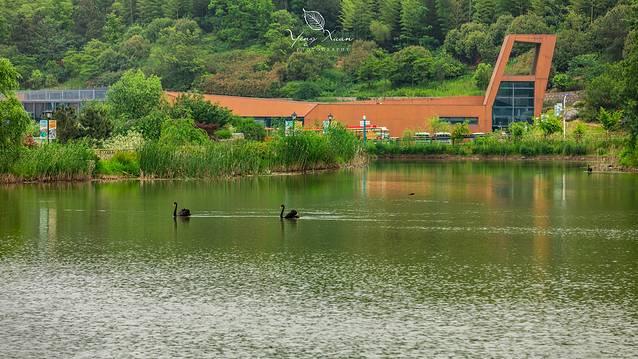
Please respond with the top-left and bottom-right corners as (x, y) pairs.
(0, 127), (364, 183)
(138, 127), (363, 178)
(1, 143), (96, 183)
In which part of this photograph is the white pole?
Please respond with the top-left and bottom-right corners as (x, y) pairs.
(562, 94), (568, 140)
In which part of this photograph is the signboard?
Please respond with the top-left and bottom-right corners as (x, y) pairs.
(554, 103), (564, 117)
(39, 120), (48, 140)
(285, 120), (294, 136)
(322, 120), (331, 134)
(360, 120), (371, 127)
(48, 120), (57, 140)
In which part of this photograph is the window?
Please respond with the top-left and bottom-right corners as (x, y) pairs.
(440, 117), (478, 125)
(492, 81), (535, 130)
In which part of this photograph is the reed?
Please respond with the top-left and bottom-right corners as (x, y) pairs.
(138, 128), (363, 178)
(8, 143), (96, 182)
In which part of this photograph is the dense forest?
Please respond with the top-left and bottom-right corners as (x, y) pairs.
(0, 0), (635, 106)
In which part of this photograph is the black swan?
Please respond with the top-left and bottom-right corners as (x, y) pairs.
(173, 202), (191, 217)
(280, 204), (299, 219)
(587, 165), (593, 174)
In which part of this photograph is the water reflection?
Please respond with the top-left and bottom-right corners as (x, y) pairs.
(0, 161), (637, 357)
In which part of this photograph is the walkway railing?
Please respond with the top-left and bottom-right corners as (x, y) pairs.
(17, 89), (108, 102)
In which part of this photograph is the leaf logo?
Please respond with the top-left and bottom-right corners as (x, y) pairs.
(303, 8), (325, 31)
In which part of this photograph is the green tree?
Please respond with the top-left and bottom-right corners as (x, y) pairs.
(507, 14), (550, 34)
(451, 122), (471, 144)
(0, 58), (31, 155)
(170, 94), (235, 127)
(583, 66), (624, 119)
(598, 107), (622, 134)
(138, 0), (163, 23)
(400, 0), (432, 46)
(79, 103), (113, 141)
(473, 63), (493, 90)
(208, 0), (273, 45)
(107, 69), (164, 129)
(590, 4), (632, 61)
(444, 22), (494, 64)
(284, 51), (334, 81)
(159, 118), (209, 146)
(54, 106), (81, 144)
(473, 0), (497, 24)
(389, 46), (434, 85)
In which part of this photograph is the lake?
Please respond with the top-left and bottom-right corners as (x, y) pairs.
(1, 161), (637, 357)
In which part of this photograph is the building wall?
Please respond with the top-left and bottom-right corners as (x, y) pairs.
(305, 101), (488, 136)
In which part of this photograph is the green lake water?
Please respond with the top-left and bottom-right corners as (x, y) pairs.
(1, 161), (637, 357)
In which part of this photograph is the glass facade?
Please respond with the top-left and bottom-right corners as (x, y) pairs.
(492, 81), (535, 129)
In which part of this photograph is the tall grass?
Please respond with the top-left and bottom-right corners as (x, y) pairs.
(367, 136), (602, 158)
(139, 126), (363, 178)
(7, 143), (96, 181)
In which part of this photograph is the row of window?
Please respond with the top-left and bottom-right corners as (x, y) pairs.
(439, 117), (479, 125)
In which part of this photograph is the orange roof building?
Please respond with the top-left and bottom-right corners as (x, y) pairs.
(170, 34), (556, 136)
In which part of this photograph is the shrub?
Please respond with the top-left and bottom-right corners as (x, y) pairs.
(170, 94), (235, 126)
(509, 121), (528, 141)
(552, 73), (576, 91)
(451, 122), (471, 144)
(599, 108), (622, 133)
(103, 131), (146, 150)
(215, 128), (232, 139)
(233, 118), (266, 141)
(134, 111), (168, 140)
(572, 122), (587, 143)
(159, 118), (209, 146)
(535, 112), (562, 138)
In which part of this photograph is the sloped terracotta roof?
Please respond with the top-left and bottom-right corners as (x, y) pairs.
(165, 92), (318, 118)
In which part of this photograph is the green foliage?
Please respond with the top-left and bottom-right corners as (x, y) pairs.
(535, 112), (562, 138)
(0, 58), (20, 95)
(472, 63), (493, 90)
(598, 108), (622, 133)
(107, 69), (163, 130)
(97, 151), (140, 176)
(78, 102), (112, 141)
(430, 117), (450, 133)
(390, 46), (433, 85)
(134, 111), (168, 140)
(284, 51), (334, 81)
(159, 118), (209, 147)
(170, 94), (234, 126)
(208, 0), (273, 45)
(280, 81), (322, 100)
(572, 122), (587, 143)
(233, 118), (267, 141)
(552, 73), (577, 91)
(0, 98), (31, 149)
(583, 66), (625, 119)
(139, 128), (361, 178)
(54, 106), (81, 144)
(10, 142), (96, 181)
(103, 131), (146, 150)
(215, 128), (232, 139)
(451, 122), (471, 144)
(509, 121), (528, 141)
